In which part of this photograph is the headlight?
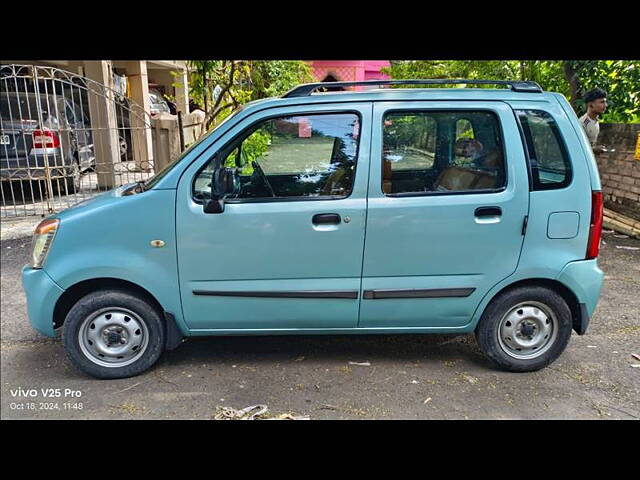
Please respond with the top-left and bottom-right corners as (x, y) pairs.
(31, 218), (59, 268)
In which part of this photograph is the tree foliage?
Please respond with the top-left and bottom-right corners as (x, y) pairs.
(223, 129), (272, 176)
(562, 60), (640, 122)
(384, 60), (639, 123)
(187, 60), (313, 135)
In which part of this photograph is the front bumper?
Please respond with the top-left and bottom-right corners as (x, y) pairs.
(21, 265), (65, 337)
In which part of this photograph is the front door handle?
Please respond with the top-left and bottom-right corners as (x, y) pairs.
(312, 213), (341, 225)
(475, 206), (502, 217)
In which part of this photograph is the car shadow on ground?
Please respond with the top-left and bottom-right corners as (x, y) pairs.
(159, 333), (492, 369)
(3, 333), (496, 384)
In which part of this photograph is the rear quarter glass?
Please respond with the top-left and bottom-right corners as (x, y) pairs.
(507, 99), (596, 279)
(552, 93), (602, 190)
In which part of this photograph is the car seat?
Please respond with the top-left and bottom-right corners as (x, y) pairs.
(433, 166), (497, 191)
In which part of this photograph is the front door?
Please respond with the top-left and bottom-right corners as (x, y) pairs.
(360, 101), (529, 328)
(176, 103), (372, 331)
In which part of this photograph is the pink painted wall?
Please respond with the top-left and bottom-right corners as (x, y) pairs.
(309, 60), (391, 83)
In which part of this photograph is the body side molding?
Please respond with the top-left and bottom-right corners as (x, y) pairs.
(362, 288), (475, 299)
(192, 290), (359, 299)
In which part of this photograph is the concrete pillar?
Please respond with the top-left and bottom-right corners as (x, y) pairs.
(83, 60), (119, 189)
(151, 114), (181, 172)
(173, 68), (189, 114)
(124, 61), (154, 172)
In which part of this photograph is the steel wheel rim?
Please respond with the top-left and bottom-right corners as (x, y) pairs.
(78, 307), (149, 368)
(497, 301), (558, 360)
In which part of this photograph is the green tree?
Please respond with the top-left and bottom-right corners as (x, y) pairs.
(562, 60), (640, 122)
(187, 60), (313, 136)
(225, 129), (272, 176)
(384, 60), (639, 122)
(248, 61), (314, 99)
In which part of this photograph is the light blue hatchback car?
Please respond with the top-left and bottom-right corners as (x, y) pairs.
(22, 79), (605, 379)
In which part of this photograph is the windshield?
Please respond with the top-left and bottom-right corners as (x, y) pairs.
(142, 106), (244, 190)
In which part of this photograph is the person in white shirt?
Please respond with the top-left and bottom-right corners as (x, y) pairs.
(578, 88), (608, 154)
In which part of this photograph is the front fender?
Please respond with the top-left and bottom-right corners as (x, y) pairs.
(49, 253), (187, 335)
(42, 188), (187, 334)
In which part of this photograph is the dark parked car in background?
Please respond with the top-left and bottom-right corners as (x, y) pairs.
(1, 65), (172, 200)
(1, 91), (95, 191)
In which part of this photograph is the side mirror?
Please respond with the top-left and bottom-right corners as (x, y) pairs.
(204, 198), (224, 214)
(203, 164), (236, 214)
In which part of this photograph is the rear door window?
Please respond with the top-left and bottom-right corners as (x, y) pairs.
(382, 110), (506, 195)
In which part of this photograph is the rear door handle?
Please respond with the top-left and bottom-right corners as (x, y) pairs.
(475, 206), (502, 217)
(312, 213), (341, 225)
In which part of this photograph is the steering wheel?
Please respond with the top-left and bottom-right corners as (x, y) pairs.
(251, 161), (276, 197)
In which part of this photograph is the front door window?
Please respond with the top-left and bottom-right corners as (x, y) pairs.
(193, 112), (361, 202)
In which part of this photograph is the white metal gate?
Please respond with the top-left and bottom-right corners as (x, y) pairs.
(1, 64), (156, 218)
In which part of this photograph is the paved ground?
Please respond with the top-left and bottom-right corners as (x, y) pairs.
(1, 228), (638, 420)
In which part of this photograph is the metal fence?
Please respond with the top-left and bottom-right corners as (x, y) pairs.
(1, 64), (157, 218)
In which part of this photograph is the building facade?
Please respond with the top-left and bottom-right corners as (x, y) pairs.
(309, 60), (391, 83)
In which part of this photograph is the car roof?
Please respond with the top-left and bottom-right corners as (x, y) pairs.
(242, 87), (561, 112)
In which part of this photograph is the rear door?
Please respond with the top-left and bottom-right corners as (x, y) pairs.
(360, 101), (529, 328)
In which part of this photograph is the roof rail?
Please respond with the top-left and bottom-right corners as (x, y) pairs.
(282, 79), (543, 97)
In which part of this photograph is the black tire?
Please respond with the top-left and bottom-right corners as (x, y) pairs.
(62, 289), (165, 379)
(475, 285), (573, 372)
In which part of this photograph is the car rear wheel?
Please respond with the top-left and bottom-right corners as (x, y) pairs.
(475, 286), (573, 372)
(62, 289), (165, 379)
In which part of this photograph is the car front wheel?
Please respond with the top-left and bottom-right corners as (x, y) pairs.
(475, 286), (573, 372)
(62, 289), (165, 379)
